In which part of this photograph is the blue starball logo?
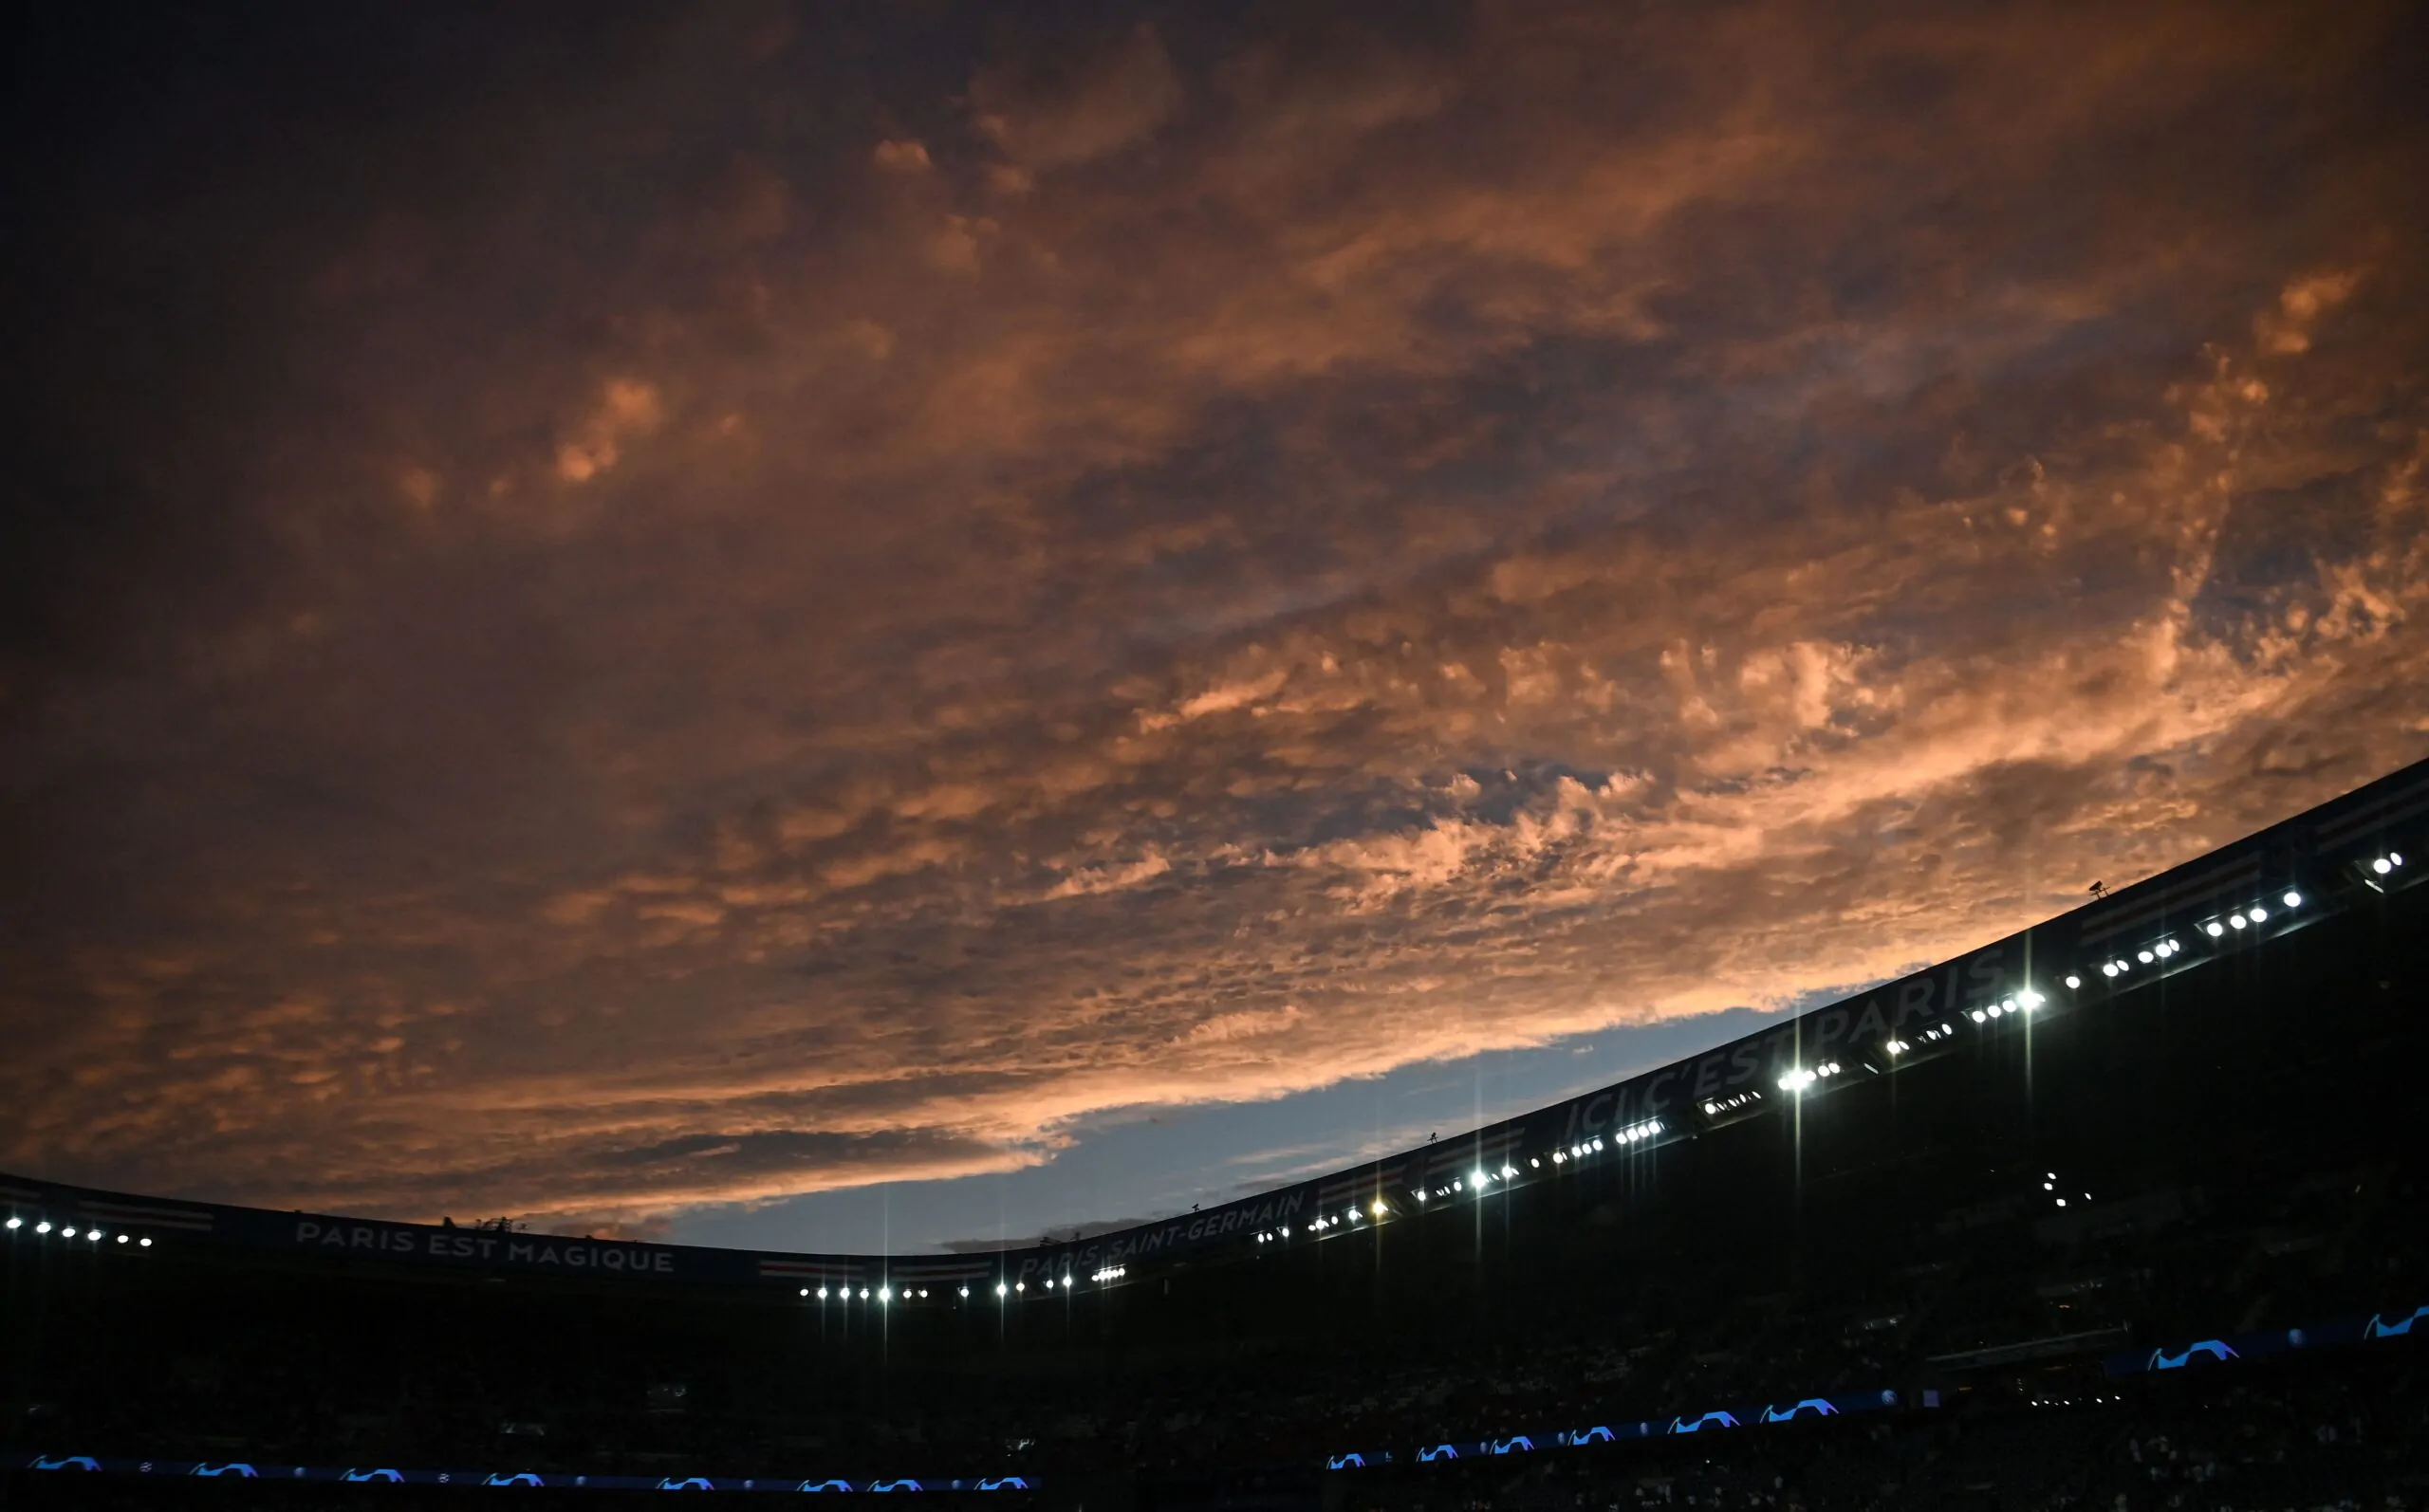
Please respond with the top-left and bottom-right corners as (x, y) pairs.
(1668, 1411), (1739, 1434)
(486, 1472), (545, 1486)
(1326, 1454), (1368, 1469)
(2365, 1304), (2429, 1339)
(343, 1468), (404, 1484)
(1760, 1399), (1841, 1423)
(191, 1463), (259, 1478)
(1417, 1445), (1460, 1463)
(29, 1456), (100, 1472)
(2147, 1340), (2237, 1371)
(1489, 1436), (1535, 1455)
(800, 1480), (856, 1492)
(658, 1476), (714, 1490)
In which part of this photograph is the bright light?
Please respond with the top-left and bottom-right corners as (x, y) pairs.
(2205, 921), (2225, 937)
(800, 1287), (810, 1298)
(87, 1229), (102, 1241)
(1372, 1200), (1387, 1216)
(2396, 853), (2408, 867)
(1472, 1170), (1490, 1188)
(1777, 1067), (1817, 1093)
(2055, 1198), (2067, 1208)
(2064, 974), (2081, 988)
(1043, 1278), (1054, 1288)
(1549, 1152), (1563, 1164)
(2137, 950), (2153, 964)
(117, 1234), (128, 1244)
(2375, 857), (2393, 875)
(1346, 1208), (1358, 1221)
(4, 1217), (17, 1229)
(2230, 913), (2247, 930)
(2249, 904), (2268, 923)
(2043, 1181), (2053, 1190)
(2100, 963), (2118, 978)
(1501, 1165), (1518, 1178)
(2283, 891), (2302, 908)
(2019, 988), (2046, 1009)
(817, 1287), (828, 1299)
(1418, 1188), (1431, 1198)
(996, 1283), (1009, 1297)
(1529, 1158), (1540, 1168)
(139, 1238), (152, 1247)
(1015, 1282), (1025, 1291)
(1969, 1008), (1988, 1023)
(61, 1226), (75, 1238)
(959, 1287), (970, 1299)
(859, 1288), (870, 1300)
(878, 1287), (892, 1302)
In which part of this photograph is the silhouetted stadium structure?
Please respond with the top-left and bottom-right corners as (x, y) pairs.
(8, 762), (2429, 1510)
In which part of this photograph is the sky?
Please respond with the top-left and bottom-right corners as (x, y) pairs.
(4, 0), (2427, 1254)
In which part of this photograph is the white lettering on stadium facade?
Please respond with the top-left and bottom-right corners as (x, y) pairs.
(292, 1220), (674, 1275)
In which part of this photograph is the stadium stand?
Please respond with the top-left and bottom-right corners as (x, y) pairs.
(7, 760), (2428, 1509)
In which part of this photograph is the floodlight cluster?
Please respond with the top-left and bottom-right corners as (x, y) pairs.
(4, 1214), (154, 1249)
(1775, 1061), (1842, 1094)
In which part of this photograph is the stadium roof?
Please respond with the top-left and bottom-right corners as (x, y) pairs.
(5, 756), (2424, 1293)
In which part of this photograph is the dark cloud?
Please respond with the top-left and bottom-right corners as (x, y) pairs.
(3, 0), (2427, 1231)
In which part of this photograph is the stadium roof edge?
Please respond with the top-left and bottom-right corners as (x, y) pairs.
(6, 754), (2425, 1290)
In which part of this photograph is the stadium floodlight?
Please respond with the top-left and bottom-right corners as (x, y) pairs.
(2248, 904), (2267, 923)
(1417, 1188), (1430, 1198)
(1592, 1136), (1604, 1151)
(139, 1238), (152, 1247)
(2230, 913), (2247, 929)
(1372, 1200), (1387, 1216)
(2064, 974), (2081, 988)
(60, 1226), (75, 1238)
(2044, 1181), (2053, 1190)
(116, 1233), (129, 1244)
(859, 1288), (870, 1300)
(1549, 1151), (1563, 1163)
(817, 1287), (829, 1300)
(4, 1217), (17, 1229)
(2205, 921), (2225, 937)
(1346, 1208), (1358, 1222)
(996, 1283), (1009, 1297)
(878, 1287), (892, 1303)
(1530, 1157), (1540, 1168)
(1043, 1277), (1054, 1288)
(2136, 950), (2153, 964)
(87, 1229), (102, 1241)
(800, 1287), (810, 1298)
(2283, 890), (2302, 908)
(1969, 1008), (1988, 1023)
(1015, 1282), (1025, 1292)
(2100, 963), (2118, 978)
(2055, 1198), (2067, 1208)
(1501, 1165), (1518, 1178)
(2019, 988), (2046, 1009)
(1472, 1170), (1490, 1188)
(1776, 1067), (1817, 1093)
(958, 1287), (969, 1299)
(2375, 857), (2393, 875)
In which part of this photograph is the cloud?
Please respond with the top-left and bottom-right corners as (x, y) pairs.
(1, 0), (2425, 1235)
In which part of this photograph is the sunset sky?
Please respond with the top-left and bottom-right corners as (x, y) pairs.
(5, 1), (2426, 1253)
